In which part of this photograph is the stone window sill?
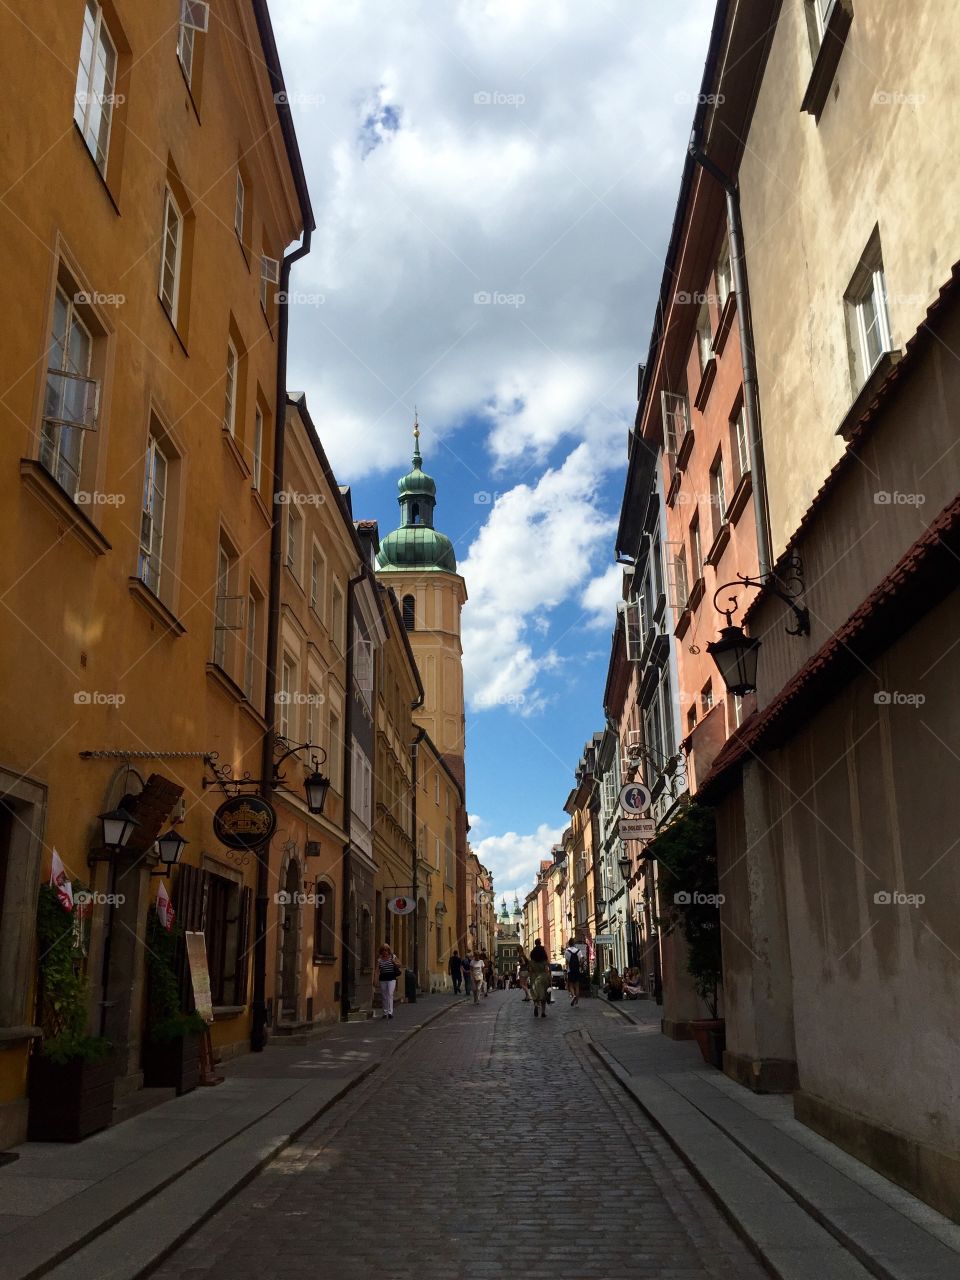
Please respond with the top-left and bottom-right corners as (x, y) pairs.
(20, 459), (112, 556)
(836, 350), (902, 440)
(128, 577), (186, 636)
(694, 358), (717, 413)
(222, 427), (251, 480)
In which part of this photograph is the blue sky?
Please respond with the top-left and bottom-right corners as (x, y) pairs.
(274, 0), (715, 899)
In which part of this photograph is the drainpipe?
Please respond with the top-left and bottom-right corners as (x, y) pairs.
(251, 227), (312, 1054)
(410, 727), (425, 998)
(687, 136), (773, 578)
(339, 567), (366, 1021)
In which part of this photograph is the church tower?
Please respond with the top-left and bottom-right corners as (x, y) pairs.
(378, 419), (467, 773)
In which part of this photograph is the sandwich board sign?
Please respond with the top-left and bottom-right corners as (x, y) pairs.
(619, 783), (652, 815)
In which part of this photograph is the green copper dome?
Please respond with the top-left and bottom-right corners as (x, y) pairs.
(378, 422), (458, 573)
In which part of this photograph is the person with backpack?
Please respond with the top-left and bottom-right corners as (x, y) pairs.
(375, 944), (402, 1019)
(528, 938), (550, 1016)
(565, 938), (583, 1007)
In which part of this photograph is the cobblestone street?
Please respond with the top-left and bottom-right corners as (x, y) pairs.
(155, 995), (767, 1280)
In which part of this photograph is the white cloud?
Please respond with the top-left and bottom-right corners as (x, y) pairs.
(581, 563), (623, 629)
(275, 0), (715, 477)
(460, 442), (617, 710)
(472, 822), (566, 898)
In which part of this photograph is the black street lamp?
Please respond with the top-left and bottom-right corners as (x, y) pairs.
(618, 853), (632, 880)
(304, 761), (331, 815)
(707, 570), (810, 696)
(98, 806), (139, 850)
(154, 827), (188, 871)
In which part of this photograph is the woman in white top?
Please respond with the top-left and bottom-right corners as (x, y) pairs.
(375, 945), (401, 1019)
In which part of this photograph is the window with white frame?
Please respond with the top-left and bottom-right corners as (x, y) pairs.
(242, 590), (259, 701)
(689, 515), (703, 583)
(661, 390), (690, 459)
(696, 303), (713, 373)
(701, 681), (715, 716)
(807, 0), (835, 50)
(40, 286), (97, 497)
(159, 190), (184, 324)
(223, 340), (238, 435)
(137, 435), (167, 594)
(332, 581), (344, 651)
(353, 624), (373, 707)
(251, 404), (264, 490)
(352, 745), (372, 827)
(234, 172), (245, 242)
(74, 0), (117, 176)
(845, 234), (892, 391)
(177, 1), (208, 88)
(716, 238), (732, 309)
(709, 454), (726, 538)
(328, 708), (342, 789)
(285, 505), (302, 577)
(279, 656), (297, 738)
(310, 549), (326, 614)
(730, 405), (749, 484)
(306, 682), (321, 747)
(212, 537), (241, 670)
(668, 546), (689, 612)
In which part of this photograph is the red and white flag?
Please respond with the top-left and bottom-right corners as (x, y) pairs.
(49, 848), (74, 912)
(156, 881), (175, 931)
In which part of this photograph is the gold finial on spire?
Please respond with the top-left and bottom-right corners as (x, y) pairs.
(413, 405), (420, 441)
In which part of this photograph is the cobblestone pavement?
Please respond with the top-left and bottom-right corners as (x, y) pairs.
(154, 993), (769, 1280)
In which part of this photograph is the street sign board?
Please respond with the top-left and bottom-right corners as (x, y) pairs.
(619, 817), (656, 841)
(619, 783), (651, 814)
(594, 933), (614, 945)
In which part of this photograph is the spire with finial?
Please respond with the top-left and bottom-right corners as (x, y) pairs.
(412, 407), (422, 468)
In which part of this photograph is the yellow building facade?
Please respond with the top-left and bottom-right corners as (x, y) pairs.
(0, 0), (310, 1145)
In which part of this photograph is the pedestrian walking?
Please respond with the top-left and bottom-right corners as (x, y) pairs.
(461, 951), (473, 997)
(528, 938), (550, 1017)
(449, 949), (463, 994)
(470, 952), (485, 1004)
(516, 949), (530, 1001)
(564, 937), (582, 1008)
(483, 955), (494, 997)
(375, 944), (401, 1020)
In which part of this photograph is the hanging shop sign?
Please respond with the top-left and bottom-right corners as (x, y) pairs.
(387, 896), (417, 915)
(619, 783), (652, 814)
(618, 817), (657, 841)
(213, 795), (277, 850)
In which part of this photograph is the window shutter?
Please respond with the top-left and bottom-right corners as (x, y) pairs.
(661, 391), (689, 457)
(623, 601), (644, 662)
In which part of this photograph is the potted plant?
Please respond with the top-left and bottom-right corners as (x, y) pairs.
(28, 885), (115, 1141)
(142, 908), (205, 1094)
(655, 804), (726, 1068)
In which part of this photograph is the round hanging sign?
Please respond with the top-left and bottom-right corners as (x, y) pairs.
(213, 795), (277, 850)
(387, 896), (417, 915)
(619, 782), (652, 814)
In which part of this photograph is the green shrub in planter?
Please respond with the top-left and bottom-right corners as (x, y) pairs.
(35, 884), (111, 1064)
(145, 908), (207, 1044)
(653, 804), (723, 1019)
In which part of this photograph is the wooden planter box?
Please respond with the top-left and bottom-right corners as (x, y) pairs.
(28, 1055), (116, 1142)
(142, 1033), (201, 1095)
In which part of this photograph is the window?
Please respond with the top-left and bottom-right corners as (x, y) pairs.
(285, 504), (302, 577)
(159, 190), (184, 324)
(252, 405), (263, 490)
(352, 746), (372, 828)
(306, 683), (321, 746)
(314, 880), (336, 959)
(435, 836), (441, 870)
(696, 303), (713, 373)
(310, 549), (325, 613)
(40, 287), (96, 496)
(730, 406), (749, 484)
(328, 708), (343, 789)
(243, 589), (259, 701)
(234, 172), (245, 241)
(223, 340), (238, 435)
(137, 435), (167, 594)
(177, 1), (208, 89)
(808, 0), (834, 49)
(731, 692), (744, 728)
(701, 682), (714, 716)
(354, 626), (373, 706)
(332, 582), (344, 650)
(689, 515), (703, 583)
(279, 655), (296, 738)
(661, 390), (690, 458)
(686, 703), (697, 734)
(74, 0), (117, 176)
(709, 454), (726, 538)
(212, 537), (241, 670)
(435, 773), (440, 805)
(846, 235), (892, 391)
(402, 594), (415, 631)
(716, 239), (732, 309)
(671, 548), (689, 611)
(174, 864), (251, 1007)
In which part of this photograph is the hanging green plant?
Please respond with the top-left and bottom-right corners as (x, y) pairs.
(35, 884), (111, 1065)
(652, 804), (723, 1018)
(145, 907), (206, 1044)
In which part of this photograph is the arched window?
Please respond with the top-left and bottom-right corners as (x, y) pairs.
(412, 502), (420, 525)
(402, 594), (415, 631)
(314, 879), (335, 960)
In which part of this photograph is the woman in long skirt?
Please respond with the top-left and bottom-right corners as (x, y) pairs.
(528, 938), (550, 1017)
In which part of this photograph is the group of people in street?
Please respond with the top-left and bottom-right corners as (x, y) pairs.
(447, 949), (495, 1002)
